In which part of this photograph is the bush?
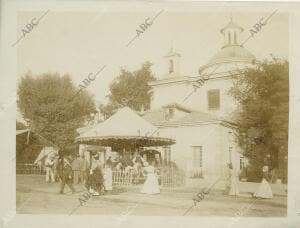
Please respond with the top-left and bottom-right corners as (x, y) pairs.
(244, 166), (262, 183)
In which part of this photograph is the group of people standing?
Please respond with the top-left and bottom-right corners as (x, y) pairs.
(44, 152), (114, 195)
(44, 154), (88, 185)
(44, 151), (161, 195)
(227, 163), (273, 199)
(82, 152), (161, 195)
(46, 153), (274, 198)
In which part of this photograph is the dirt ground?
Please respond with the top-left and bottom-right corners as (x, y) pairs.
(16, 175), (287, 217)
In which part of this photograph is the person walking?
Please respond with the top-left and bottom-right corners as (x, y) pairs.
(45, 156), (55, 183)
(228, 163), (239, 197)
(57, 156), (75, 194)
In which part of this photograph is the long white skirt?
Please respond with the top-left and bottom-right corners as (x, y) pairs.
(229, 176), (239, 196)
(254, 178), (273, 199)
(141, 173), (160, 194)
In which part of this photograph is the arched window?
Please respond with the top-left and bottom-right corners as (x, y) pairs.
(228, 32), (231, 45)
(234, 31), (237, 44)
(169, 59), (174, 73)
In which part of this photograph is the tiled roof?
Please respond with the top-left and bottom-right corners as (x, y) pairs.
(162, 103), (192, 113)
(141, 109), (165, 125)
(141, 106), (224, 127)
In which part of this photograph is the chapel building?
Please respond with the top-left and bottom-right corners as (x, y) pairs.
(141, 18), (256, 184)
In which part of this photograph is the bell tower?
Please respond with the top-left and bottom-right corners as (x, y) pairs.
(164, 47), (181, 77)
(220, 17), (244, 47)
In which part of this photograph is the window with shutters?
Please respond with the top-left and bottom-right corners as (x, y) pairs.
(207, 89), (220, 110)
(192, 146), (203, 168)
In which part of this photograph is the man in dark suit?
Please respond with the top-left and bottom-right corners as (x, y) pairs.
(57, 155), (75, 194)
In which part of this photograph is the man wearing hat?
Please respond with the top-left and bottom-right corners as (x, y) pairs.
(56, 155), (75, 194)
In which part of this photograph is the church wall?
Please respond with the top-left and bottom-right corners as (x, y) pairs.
(183, 77), (237, 118)
(151, 82), (190, 109)
(158, 123), (229, 180)
(151, 75), (238, 120)
(157, 123), (244, 190)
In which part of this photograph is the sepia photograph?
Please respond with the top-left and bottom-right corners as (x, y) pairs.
(1, 1), (300, 228)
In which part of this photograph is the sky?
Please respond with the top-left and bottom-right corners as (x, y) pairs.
(17, 10), (288, 106)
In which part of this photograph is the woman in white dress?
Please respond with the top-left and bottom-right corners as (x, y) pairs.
(228, 163), (240, 197)
(254, 165), (273, 199)
(141, 162), (160, 194)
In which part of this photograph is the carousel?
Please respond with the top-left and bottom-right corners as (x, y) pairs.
(75, 107), (175, 166)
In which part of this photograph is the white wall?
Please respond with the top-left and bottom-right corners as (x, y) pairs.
(151, 82), (190, 109)
(185, 77), (237, 118)
(151, 76), (238, 120)
(158, 123), (230, 179)
(157, 122), (243, 183)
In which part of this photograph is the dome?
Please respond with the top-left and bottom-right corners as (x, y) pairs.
(198, 18), (256, 75)
(199, 45), (256, 75)
(209, 45), (255, 65)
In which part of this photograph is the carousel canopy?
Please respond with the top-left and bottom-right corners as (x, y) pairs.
(76, 107), (175, 148)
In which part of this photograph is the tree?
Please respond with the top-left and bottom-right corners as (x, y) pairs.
(99, 62), (156, 119)
(18, 73), (96, 150)
(230, 59), (288, 182)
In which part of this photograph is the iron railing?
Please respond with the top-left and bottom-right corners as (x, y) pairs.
(16, 163), (45, 175)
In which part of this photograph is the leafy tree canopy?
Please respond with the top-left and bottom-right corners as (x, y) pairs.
(18, 73), (96, 149)
(230, 59), (288, 181)
(99, 62), (156, 119)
